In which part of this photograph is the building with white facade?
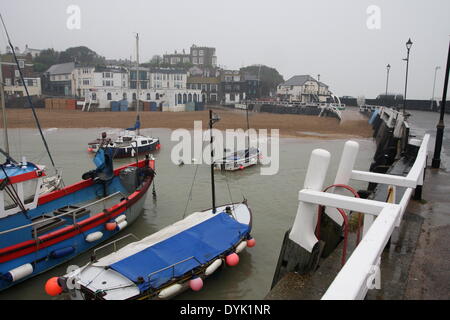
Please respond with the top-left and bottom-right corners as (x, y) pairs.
(277, 75), (331, 103)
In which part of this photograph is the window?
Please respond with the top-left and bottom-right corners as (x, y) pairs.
(199, 50), (204, 56)
(192, 50), (197, 56)
(230, 93), (235, 101)
(193, 93), (198, 102)
(193, 57), (198, 64)
(107, 92), (112, 100)
(123, 93), (127, 99)
(4, 184), (18, 210)
(178, 93), (182, 104)
(18, 60), (25, 68)
(199, 57), (204, 64)
(146, 93), (151, 100)
(202, 84), (207, 91)
(141, 140), (148, 145)
(188, 93), (192, 102)
(156, 93), (159, 100)
(83, 79), (90, 85)
(132, 93), (137, 100)
(5, 78), (11, 85)
(92, 93), (97, 100)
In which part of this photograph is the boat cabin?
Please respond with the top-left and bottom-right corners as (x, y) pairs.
(0, 160), (45, 219)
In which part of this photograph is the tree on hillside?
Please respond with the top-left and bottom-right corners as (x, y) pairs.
(59, 46), (105, 65)
(240, 65), (284, 97)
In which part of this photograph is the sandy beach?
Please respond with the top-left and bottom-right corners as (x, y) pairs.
(1, 107), (372, 139)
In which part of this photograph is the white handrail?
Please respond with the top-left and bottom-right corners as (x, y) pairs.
(288, 131), (430, 300)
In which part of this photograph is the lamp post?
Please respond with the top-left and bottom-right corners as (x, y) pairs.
(385, 64), (391, 106)
(402, 38), (413, 115)
(430, 66), (441, 110)
(431, 41), (450, 169)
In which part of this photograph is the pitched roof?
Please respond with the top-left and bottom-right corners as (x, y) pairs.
(281, 75), (316, 86)
(45, 62), (75, 75)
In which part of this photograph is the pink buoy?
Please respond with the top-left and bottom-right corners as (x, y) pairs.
(239, 165), (244, 170)
(226, 253), (239, 267)
(105, 222), (117, 231)
(247, 238), (256, 248)
(189, 277), (203, 291)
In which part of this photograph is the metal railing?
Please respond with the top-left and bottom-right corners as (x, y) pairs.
(92, 233), (139, 260)
(288, 131), (430, 300)
(147, 256), (202, 287)
(0, 191), (126, 238)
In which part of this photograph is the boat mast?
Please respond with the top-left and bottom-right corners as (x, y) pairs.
(246, 103), (250, 151)
(0, 13), (58, 172)
(135, 33), (140, 135)
(0, 55), (9, 154)
(209, 109), (216, 213)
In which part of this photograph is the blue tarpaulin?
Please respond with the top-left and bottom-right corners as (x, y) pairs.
(110, 212), (250, 292)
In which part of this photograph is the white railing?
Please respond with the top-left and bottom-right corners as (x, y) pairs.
(288, 132), (430, 300)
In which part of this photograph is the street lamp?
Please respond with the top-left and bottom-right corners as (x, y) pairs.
(385, 64), (391, 106)
(430, 66), (441, 110)
(402, 38), (413, 115)
(431, 41), (450, 168)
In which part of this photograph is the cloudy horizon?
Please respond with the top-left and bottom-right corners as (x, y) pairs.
(1, 0), (449, 99)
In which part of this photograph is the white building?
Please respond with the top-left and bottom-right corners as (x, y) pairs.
(74, 65), (128, 98)
(277, 75), (331, 103)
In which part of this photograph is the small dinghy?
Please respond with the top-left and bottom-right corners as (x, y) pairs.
(48, 110), (256, 300)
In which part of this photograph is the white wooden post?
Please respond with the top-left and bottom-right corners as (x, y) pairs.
(289, 148), (330, 252)
(326, 140), (359, 225)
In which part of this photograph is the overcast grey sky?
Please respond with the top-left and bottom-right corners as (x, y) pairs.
(1, 0), (449, 99)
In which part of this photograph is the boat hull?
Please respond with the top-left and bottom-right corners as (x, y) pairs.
(0, 160), (154, 292)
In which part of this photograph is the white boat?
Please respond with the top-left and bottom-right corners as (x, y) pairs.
(214, 106), (260, 171)
(47, 110), (256, 300)
(214, 147), (259, 171)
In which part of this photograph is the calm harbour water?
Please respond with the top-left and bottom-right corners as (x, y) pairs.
(0, 109), (446, 300)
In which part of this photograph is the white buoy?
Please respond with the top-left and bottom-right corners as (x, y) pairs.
(115, 215), (126, 223)
(235, 241), (247, 253)
(85, 231), (103, 242)
(205, 259), (222, 276)
(117, 220), (128, 230)
(158, 283), (183, 299)
(7, 263), (33, 282)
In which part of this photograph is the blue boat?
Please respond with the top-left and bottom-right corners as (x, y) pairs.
(50, 110), (255, 300)
(0, 148), (155, 292)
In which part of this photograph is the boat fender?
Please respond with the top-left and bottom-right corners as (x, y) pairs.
(235, 241), (247, 253)
(45, 277), (63, 296)
(115, 215), (127, 223)
(117, 220), (128, 230)
(247, 237), (256, 248)
(189, 277), (203, 291)
(205, 259), (222, 276)
(105, 222), (118, 231)
(226, 253), (239, 267)
(50, 246), (75, 259)
(5, 263), (33, 282)
(158, 283), (184, 299)
(85, 231), (103, 242)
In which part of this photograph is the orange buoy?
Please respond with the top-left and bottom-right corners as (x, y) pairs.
(225, 253), (239, 267)
(247, 238), (256, 248)
(45, 277), (63, 296)
(105, 222), (117, 231)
